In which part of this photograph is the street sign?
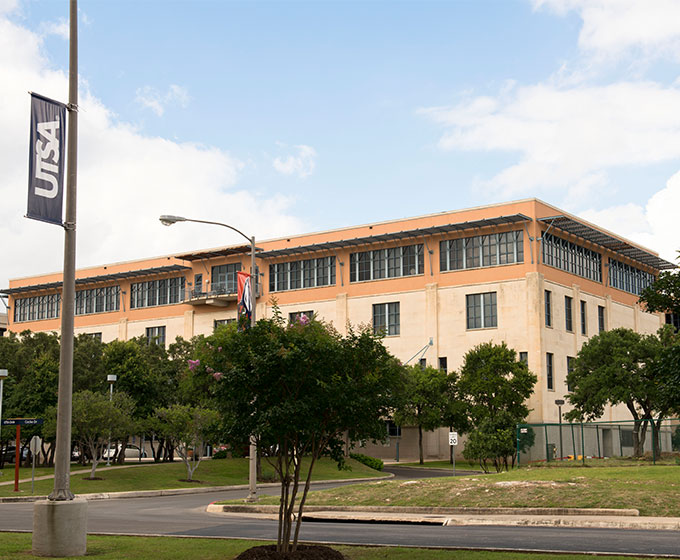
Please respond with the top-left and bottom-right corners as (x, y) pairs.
(30, 435), (42, 455)
(448, 431), (458, 446)
(2, 418), (43, 426)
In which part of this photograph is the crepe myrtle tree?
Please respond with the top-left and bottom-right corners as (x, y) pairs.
(44, 390), (135, 479)
(192, 311), (403, 554)
(155, 404), (219, 482)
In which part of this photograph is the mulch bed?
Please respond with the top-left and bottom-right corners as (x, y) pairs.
(235, 544), (346, 559)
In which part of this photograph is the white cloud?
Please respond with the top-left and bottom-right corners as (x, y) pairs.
(533, 0), (680, 61)
(420, 81), (680, 199)
(578, 172), (680, 264)
(273, 144), (317, 178)
(39, 18), (68, 39)
(0, 12), (303, 292)
(135, 84), (190, 116)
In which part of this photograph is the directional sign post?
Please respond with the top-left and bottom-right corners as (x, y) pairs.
(449, 431), (458, 477)
(1, 419), (43, 492)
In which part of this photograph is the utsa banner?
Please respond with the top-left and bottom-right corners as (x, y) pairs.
(237, 271), (252, 326)
(27, 93), (67, 226)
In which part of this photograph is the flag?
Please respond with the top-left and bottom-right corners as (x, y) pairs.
(237, 271), (252, 324)
(27, 93), (67, 226)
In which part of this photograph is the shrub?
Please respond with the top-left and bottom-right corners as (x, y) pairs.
(212, 449), (228, 459)
(350, 453), (383, 471)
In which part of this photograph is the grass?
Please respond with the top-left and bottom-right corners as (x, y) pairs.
(0, 457), (383, 498)
(0, 533), (660, 560)
(251, 463), (680, 517)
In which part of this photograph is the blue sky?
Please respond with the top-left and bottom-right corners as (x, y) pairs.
(1, 0), (679, 292)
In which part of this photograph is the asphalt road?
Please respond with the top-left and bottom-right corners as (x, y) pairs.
(0, 469), (678, 557)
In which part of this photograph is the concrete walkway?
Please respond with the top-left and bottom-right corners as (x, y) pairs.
(206, 503), (680, 532)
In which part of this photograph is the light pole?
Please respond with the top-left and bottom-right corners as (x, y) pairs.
(555, 399), (565, 461)
(0, 369), (8, 476)
(106, 374), (117, 467)
(159, 214), (258, 502)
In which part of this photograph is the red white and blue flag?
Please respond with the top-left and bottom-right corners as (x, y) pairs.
(237, 271), (251, 324)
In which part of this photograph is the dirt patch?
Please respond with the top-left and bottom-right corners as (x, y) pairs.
(177, 479), (204, 484)
(82, 477), (103, 481)
(235, 544), (345, 559)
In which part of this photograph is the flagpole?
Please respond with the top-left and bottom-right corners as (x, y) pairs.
(33, 0), (88, 555)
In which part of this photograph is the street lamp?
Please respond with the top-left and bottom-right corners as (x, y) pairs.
(106, 374), (117, 467)
(159, 214), (258, 502)
(0, 369), (7, 475)
(555, 399), (565, 461)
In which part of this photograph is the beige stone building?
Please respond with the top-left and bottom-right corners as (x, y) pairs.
(2, 199), (675, 461)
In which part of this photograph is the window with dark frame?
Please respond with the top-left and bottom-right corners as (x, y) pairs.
(545, 290), (552, 327)
(440, 230), (523, 272)
(419, 358), (427, 369)
(438, 357), (448, 372)
(146, 326), (166, 347)
(565, 296), (573, 332)
(387, 420), (401, 438)
(546, 352), (554, 390)
(567, 356), (575, 392)
(466, 292), (497, 329)
(580, 300), (587, 335)
(372, 302), (400, 336)
(598, 305), (606, 333)
(214, 318), (236, 330)
(350, 244), (424, 282)
(289, 310), (314, 323)
(519, 352), (528, 365)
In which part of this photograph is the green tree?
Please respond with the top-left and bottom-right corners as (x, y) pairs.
(194, 313), (402, 554)
(155, 404), (219, 481)
(457, 342), (536, 472)
(47, 390), (135, 479)
(639, 252), (680, 316)
(393, 365), (448, 465)
(73, 334), (107, 393)
(566, 328), (672, 457)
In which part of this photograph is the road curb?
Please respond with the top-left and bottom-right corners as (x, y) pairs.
(0, 473), (393, 503)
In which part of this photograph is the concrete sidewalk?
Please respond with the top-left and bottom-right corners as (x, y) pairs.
(206, 504), (680, 531)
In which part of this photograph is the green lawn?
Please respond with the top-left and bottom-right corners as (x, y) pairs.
(0, 457), (383, 498)
(253, 464), (680, 517)
(0, 533), (658, 560)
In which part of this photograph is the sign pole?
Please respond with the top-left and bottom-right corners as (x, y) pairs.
(14, 425), (20, 492)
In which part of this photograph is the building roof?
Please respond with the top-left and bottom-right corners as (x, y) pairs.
(0, 265), (191, 296)
(539, 216), (676, 271)
(174, 245), (258, 261)
(258, 213), (532, 259)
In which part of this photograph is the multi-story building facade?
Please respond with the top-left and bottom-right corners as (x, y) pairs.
(2, 199), (674, 460)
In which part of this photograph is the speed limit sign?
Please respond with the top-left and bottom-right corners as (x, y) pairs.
(448, 431), (458, 446)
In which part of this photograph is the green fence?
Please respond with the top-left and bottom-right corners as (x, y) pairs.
(516, 417), (680, 465)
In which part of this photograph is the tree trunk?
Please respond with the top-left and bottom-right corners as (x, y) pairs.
(418, 424), (424, 465)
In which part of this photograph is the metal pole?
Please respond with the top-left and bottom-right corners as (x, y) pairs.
(14, 425), (20, 492)
(0, 372), (5, 476)
(558, 406), (563, 461)
(106, 381), (113, 467)
(49, 0), (78, 502)
(247, 235), (258, 502)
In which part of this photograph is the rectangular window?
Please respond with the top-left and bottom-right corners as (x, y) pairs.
(214, 318), (236, 330)
(440, 230), (523, 272)
(608, 258), (655, 296)
(666, 313), (680, 332)
(519, 352), (528, 365)
(567, 356), (575, 392)
(373, 302), (400, 336)
(598, 305), (606, 333)
(130, 277), (185, 309)
(212, 263), (241, 294)
(193, 274), (203, 296)
(580, 300), (587, 335)
(418, 358), (427, 369)
(438, 357), (448, 373)
(546, 352), (554, 390)
(75, 286), (119, 316)
(387, 420), (401, 438)
(85, 332), (102, 342)
(565, 296), (573, 332)
(14, 293), (61, 322)
(270, 257), (336, 292)
(146, 326), (166, 347)
(542, 232), (602, 283)
(289, 310), (314, 323)
(545, 290), (552, 327)
(466, 292), (497, 329)
(349, 244), (423, 283)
